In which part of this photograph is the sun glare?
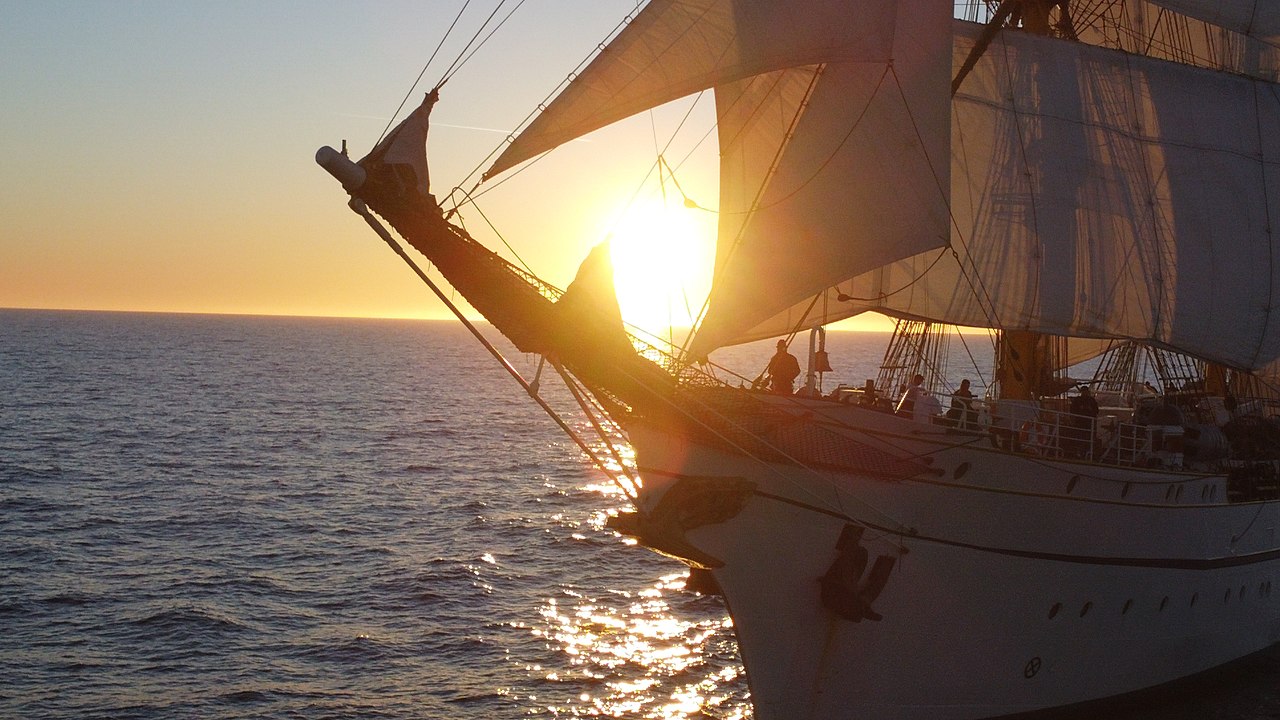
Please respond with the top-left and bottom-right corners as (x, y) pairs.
(608, 197), (714, 339)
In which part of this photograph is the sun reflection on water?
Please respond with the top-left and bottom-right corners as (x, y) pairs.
(527, 572), (748, 718)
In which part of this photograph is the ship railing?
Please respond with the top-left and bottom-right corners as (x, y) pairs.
(628, 336), (733, 389)
(1101, 394), (1280, 469)
(977, 400), (1099, 461)
(1105, 422), (1184, 468)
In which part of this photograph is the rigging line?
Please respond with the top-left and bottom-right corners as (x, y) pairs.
(954, 327), (991, 389)
(375, 0), (473, 148)
(1249, 79), (1276, 370)
(600, 360), (910, 529)
(434, 0), (510, 88)
(679, 67), (828, 361)
(747, 295), (824, 387)
(553, 362), (642, 499)
(447, 185), (540, 278)
(655, 89), (708, 164)
(456, 7), (643, 190)
(711, 63), (883, 220)
(348, 198), (636, 494)
(1231, 500), (1268, 544)
(946, 54), (998, 319)
(438, 0), (531, 88)
(649, 113), (665, 204)
(561, 368), (644, 477)
(890, 62), (1001, 330)
(462, 41), (709, 207)
(835, 247), (950, 303)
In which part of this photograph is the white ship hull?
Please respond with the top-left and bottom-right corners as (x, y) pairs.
(625, 398), (1280, 720)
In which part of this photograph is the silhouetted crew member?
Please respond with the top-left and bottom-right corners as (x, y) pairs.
(1067, 385), (1100, 456)
(767, 339), (801, 395)
(949, 378), (976, 428)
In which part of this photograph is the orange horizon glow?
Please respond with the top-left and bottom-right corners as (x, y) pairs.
(0, 302), (898, 332)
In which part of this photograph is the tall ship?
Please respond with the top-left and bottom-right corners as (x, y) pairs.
(317, 1), (1280, 717)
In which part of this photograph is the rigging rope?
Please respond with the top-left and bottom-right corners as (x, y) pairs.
(374, 0), (473, 148)
(436, 0), (530, 89)
(451, 6), (645, 194)
(347, 198), (639, 500)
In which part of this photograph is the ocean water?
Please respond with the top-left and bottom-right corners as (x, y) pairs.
(2, 309), (1277, 720)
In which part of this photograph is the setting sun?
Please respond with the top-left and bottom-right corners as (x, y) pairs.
(608, 197), (716, 339)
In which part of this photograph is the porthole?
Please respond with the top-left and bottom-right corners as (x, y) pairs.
(1066, 476), (1079, 494)
(1159, 596), (1169, 611)
(1190, 592), (1198, 607)
(953, 462), (971, 480)
(1121, 482), (1132, 499)
(1080, 602), (1092, 617)
(1241, 585), (1248, 600)
(1049, 603), (1062, 619)
(1202, 485), (1210, 501)
(1175, 485), (1184, 500)
(1121, 599), (1133, 614)
(1225, 588), (1232, 603)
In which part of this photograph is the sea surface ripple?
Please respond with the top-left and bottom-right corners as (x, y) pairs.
(2, 310), (1277, 719)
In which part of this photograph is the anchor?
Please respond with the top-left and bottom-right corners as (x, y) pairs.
(819, 524), (896, 622)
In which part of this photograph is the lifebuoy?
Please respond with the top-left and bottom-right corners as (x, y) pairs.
(1018, 416), (1053, 453)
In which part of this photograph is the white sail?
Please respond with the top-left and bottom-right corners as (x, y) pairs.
(485, 0), (950, 179)
(1142, 0), (1280, 39)
(481, 4), (1280, 370)
(683, 3), (953, 356)
(1075, 1), (1280, 82)
(828, 23), (1280, 371)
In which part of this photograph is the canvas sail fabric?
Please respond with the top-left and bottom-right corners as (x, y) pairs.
(823, 23), (1280, 372)
(689, 1), (952, 356)
(1074, 1), (1280, 82)
(484, 2), (1280, 371)
(1141, 0), (1280, 39)
(485, 0), (949, 179)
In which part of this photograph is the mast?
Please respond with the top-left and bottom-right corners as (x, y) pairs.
(982, 1), (1076, 403)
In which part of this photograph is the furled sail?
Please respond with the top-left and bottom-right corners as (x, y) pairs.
(820, 22), (1280, 372)
(484, 0), (949, 179)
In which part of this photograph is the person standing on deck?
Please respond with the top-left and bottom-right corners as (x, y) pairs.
(767, 339), (801, 395)
(949, 378), (976, 429)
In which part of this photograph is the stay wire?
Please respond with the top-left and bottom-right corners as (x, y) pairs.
(451, 7), (644, 195)
(679, 67), (827, 360)
(374, 0), (473, 148)
(437, 0), (530, 89)
(445, 186), (541, 280)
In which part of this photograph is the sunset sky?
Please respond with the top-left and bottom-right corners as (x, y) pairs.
(0, 0), (892, 333)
